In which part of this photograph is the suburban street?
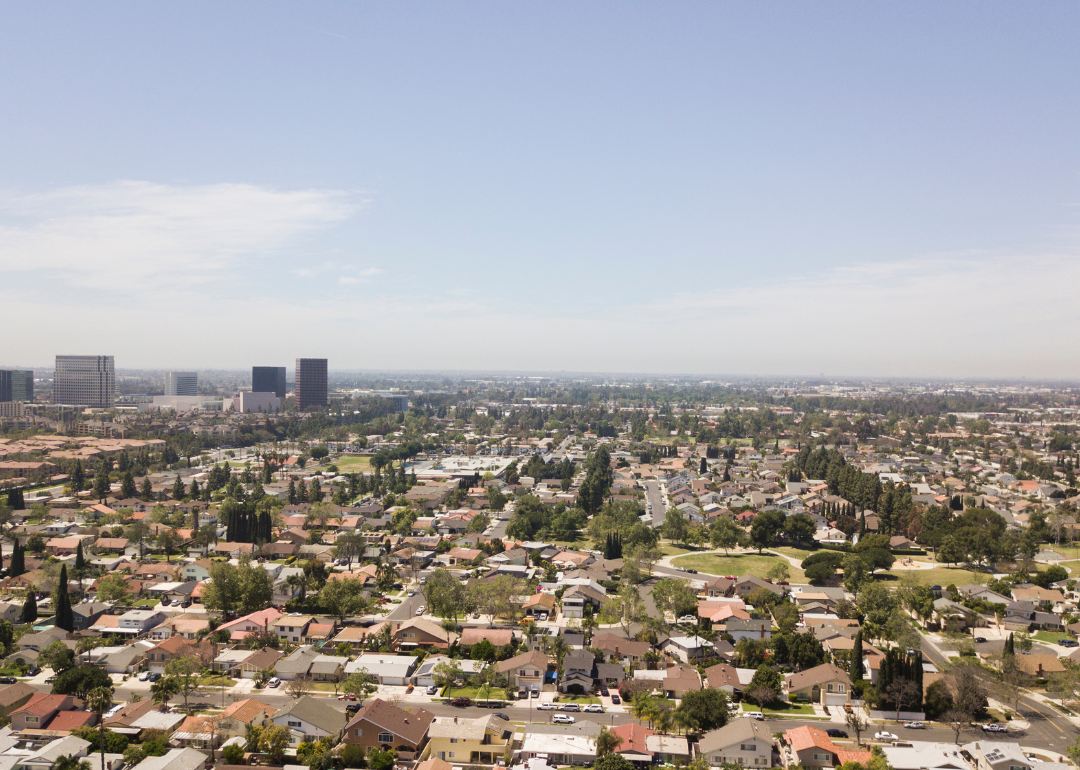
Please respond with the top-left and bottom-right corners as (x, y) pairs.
(644, 479), (666, 529)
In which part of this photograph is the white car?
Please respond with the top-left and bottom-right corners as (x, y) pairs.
(138, 671), (150, 681)
(903, 721), (924, 729)
(746, 711), (764, 721)
(537, 703), (556, 711)
(584, 704), (604, 713)
(408, 590), (416, 597)
(416, 606), (425, 615)
(678, 615), (697, 624)
(268, 677), (281, 688)
(875, 732), (898, 741)
(982, 724), (1008, 733)
(552, 714), (575, 724)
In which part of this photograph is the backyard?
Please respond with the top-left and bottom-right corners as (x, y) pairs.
(671, 553), (806, 582)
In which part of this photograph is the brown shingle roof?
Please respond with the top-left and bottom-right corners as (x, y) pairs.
(344, 698), (435, 746)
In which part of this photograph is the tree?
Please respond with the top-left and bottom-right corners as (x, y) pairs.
(286, 677), (312, 699)
(221, 744), (244, 765)
(600, 580), (645, 637)
(924, 678), (954, 719)
(40, 641), (76, 673)
(662, 509), (689, 546)
(319, 578), (369, 623)
(52, 666), (112, 699)
(126, 520), (151, 559)
(595, 727), (624, 757)
(157, 530), (181, 563)
(674, 688), (730, 732)
(86, 686), (113, 770)
(651, 579), (698, 623)
(21, 591), (37, 624)
(343, 668), (378, 703)
(120, 471), (137, 500)
(151, 676), (180, 711)
(843, 554), (870, 599)
(845, 705), (868, 746)
(74, 540), (86, 574)
(260, 724), (291, 765)
(595, 754), (635, 770)
(433, 659), (463, 689)
(766, 562), (790, 583)
(96, 574), (130, 603)
(709, 518), (740, 554)
(886, 677), (922, 722)
(54, 757), (91, 770)
(163, 657), (201, 708)
(139, 476), (154, 501)
(749, 510), (784, 552)
(54, 564), (74, 632)
(421, 568), (472, 625)
(368, 750), (397, 770)
(744, 685), (775, 710)
(92, 467), (110, 503)
(783, 513), (816, 544)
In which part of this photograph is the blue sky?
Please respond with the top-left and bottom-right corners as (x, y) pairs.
(2, 3), (1079, 377)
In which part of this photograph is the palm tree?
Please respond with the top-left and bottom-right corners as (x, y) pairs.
(151, 677), (180, 711)
(85, 687), (113, 770)
(54, 756), (90, 770)
(285, 573), (306, 603)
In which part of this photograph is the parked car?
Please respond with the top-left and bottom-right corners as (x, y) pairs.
(537, 703), (556, 711)
(678, 615), (697, 624)
(0, 677), (16, 684)
(450, 698), (472, 707)
(138, 671), (150, 681)
(268, 677), (280, 688)
(552, 714), (575, 724)
(874, 732), (898, 741)
(44, 676), (56, 684)
(584, 704), (604, 713)
(426, 685), (439, 695)
(345, 704), (362, 715)
(982, 724), (1008, 733)
(416, 606), (426, 615)
(561, 703), (581, 712)
(903, 722), (924, 729)
(1059, 639), (1079, 648)
(746, 711), (764, 721)
(494, 713), (510, 721)
(610, 694), (621, 704)
(825, 729), (848, 738)
(685, 569), (698, 574)
(974, 637), (987, 643)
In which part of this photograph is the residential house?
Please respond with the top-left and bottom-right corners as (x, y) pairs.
(146, 637), (213, 675)
(663, 635), (714, 663)
(561, 585), (606, 619)
(413, 656), (487, 688)
(661, 666), (701, 699)
(962, 742), (1034, 770)
(425, 714), (514, 765)
(348, 654), (422, 686)
(704, 663), (744, 698)
(591, 634), (652, 666)
(269, 695), (348, 747)
(342, 698), (436, 758)
(496, 650), (550, 693)
(698, 718), (774, 768)
(608, 723), (655, 766)
(0, 682), (36, 718)
(560, 651), (595, 694)
(517, 732), (596, 766)
(783, 725), (871, 770)
(725, 619), (772, 642)
(11, 693), (80, 732)
(272, 615), (315, 644)
(216, 698), (276, 737)
(132, 748), (209, 770)
(216, 608), (282, 642)
(881, 742), (970, 770)
(522, 593), (556, 619)
(393, 618), (458, 650)
(734, 575), (784, 599)
(785, 664), (852, 706)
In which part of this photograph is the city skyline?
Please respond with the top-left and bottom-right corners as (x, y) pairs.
(2, 5), (1079, 377)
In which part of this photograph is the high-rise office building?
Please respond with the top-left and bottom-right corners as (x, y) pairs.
(295, 358), (328, 410)
(252, 366), (287, 399)
(0, 371), (33, 406)
(0, 370), (34, 402)
(54, 356), (115, 407)
(165, 371), (198, 396)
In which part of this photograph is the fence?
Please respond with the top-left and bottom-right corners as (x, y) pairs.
(869, 710), (926, 721)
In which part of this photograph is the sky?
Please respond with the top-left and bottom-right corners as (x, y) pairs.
(1, 3), (1079, 378)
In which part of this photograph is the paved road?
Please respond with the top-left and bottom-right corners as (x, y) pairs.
(644, 480), (666, 529)
(920, 634), (1078, 752)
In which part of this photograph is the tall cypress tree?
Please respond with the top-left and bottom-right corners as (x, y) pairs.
(849, 629), (865, 682)
(9, 542), (24, 578)
(75, 541), (85, 573)
(54, 564), (74, 632)
(20, 591), (36, 624)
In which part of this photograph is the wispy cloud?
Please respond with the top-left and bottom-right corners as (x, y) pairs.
(0, 181), (360, 291)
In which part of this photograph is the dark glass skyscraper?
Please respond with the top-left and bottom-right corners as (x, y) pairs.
(252, 366), (287, 398)
(295, 358), (328, 410)
(0, 370), (34, 402)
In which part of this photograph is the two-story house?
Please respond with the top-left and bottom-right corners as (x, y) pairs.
(560, 650), (595, 694)
(425, 714), (513, 765)
(11, 693), (80, 732)
(268, 695), (348, 747)
(272, 615), (315, 644)
(496, 650), (550, 694)
(698, 718), (774, 768)
(343, 698), (435, 759)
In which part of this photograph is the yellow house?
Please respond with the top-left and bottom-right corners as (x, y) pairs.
(423, 714), (515, 765)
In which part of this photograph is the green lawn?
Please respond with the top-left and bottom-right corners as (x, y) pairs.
(198, 675), (237, 687)
(332, 456), (373, 473)
(442, 686), (506, 701)
(556, 695), (601, 705)
(1032, 630), (1068, 644)
(877, 565), (987, 587)
(672, 553), (806, 582)
(744, 701), (816, 716)
(773, 547), (815, 563)
(660, 543), (694, 557)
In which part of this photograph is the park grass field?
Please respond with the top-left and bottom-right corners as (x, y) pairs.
(332, 455), (373, 473)
(877, 565), (987, 587)
(671, 552), (806, 582)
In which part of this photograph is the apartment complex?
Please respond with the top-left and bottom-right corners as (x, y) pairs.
(295, 359), (328, 410)
(0, 370), (33, 403)
(53, 356), (115, 408)
(164, 372), (198, 397)
(252, 366), (287, 398)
